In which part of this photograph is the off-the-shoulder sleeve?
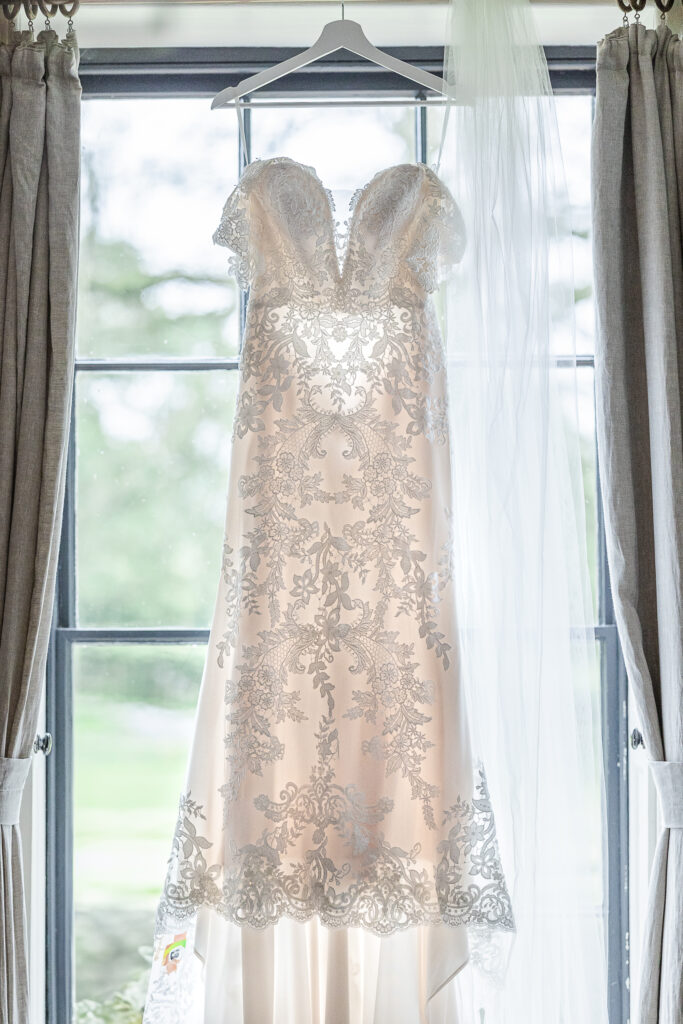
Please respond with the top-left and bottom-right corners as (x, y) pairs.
(408, 167), (466, 292)
(212, 174), (255, 291)
(433, 171), (466, 277)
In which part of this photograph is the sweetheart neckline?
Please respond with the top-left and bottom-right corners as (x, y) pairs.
(240, 155), (438, 280)
(241, 155), (438, 202)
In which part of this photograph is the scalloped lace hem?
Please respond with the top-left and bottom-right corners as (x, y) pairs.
(157, 893), (514, 941)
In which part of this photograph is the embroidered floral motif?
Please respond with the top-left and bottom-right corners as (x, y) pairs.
(155, 767), (514, 935)
(437, 770), (515, 930)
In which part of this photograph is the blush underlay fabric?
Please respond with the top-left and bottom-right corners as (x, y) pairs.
(141, 155), (514, 1024)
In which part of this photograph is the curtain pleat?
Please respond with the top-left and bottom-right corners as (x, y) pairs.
(592, 22), (683, 1024)
(0, 827), (28, 1024)
(0, 25), (80, 1024)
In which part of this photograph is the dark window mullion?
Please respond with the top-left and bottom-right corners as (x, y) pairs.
(601, 624), (630, 1024)
(238, 100), (251, 343)
(414, 92), (427, 165)
(46, 385), (76, 1024)
(74, 358), (240, 372)
(595, 357), (630, 1023)
(55, 627), (210, 644)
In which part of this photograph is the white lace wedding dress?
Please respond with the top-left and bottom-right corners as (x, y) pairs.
(142, 156), (513, 1024)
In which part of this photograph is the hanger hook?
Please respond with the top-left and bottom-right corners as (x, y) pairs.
(341, 2), (344, 20)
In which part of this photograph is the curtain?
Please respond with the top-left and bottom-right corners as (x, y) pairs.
(592, 21), (682, 1024)
(0, 24), (81, 1024)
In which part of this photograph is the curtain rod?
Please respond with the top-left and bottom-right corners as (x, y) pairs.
(218, 96), (449, 105)
(14, 0), (621, 6)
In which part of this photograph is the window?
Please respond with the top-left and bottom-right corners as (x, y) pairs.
(46, 48), (628, 1024)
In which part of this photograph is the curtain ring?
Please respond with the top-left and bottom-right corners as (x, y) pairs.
(38, 1), (58, 30)
(2, 2), (21, 25)
(22, 0), (38, 34)
(617, 0), (647, 13)
(654, 0), (675, 12)
(59, 0), (77, 32)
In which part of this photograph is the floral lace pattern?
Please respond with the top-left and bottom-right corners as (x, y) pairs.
(156, 764), (512, 936)
(150, 158), (511, 966)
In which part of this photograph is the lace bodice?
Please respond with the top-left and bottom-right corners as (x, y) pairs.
(212, 156), (466, 299)
(213, 158), (466, 434)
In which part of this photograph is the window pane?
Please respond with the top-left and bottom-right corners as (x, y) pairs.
(76, 370), (237, 627)
(555, 95), (595, 357)
(79, 98), (241, 358)
(73, 643), (204, 1010)
(427, 95), (595, 356)
(554, 364), (598, 612)
(577, 638), (605, 906)
(426, 103), (446, 170)
(250, 103), (415, 221)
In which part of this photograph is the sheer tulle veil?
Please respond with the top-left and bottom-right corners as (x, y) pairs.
(438, 0), (609, 1020)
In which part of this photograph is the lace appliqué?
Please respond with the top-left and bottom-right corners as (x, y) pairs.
(212, 157), (465, 297)
(408, 166), (467, 292)
(155, 765), (514, 936)
(212, 161), (266, 290)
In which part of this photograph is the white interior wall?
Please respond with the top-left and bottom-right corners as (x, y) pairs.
(11, 1), (671, 48)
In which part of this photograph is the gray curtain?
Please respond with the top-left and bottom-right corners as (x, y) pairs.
(592, 21), (682, 1024)
(0, 25), (80, 1024)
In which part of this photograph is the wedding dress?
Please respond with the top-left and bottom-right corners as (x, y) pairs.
(142, 155), (513, 1024)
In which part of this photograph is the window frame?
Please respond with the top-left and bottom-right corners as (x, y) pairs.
(46, 45), (629, 1024)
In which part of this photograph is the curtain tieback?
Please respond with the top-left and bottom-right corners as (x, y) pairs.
(649, 761), (683, 829)
(0, 755), (31, 825)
